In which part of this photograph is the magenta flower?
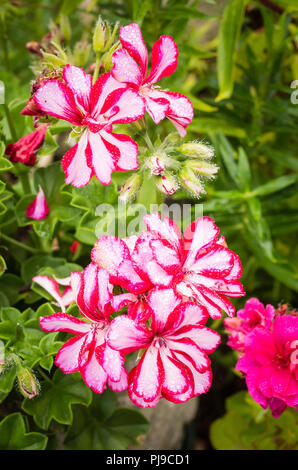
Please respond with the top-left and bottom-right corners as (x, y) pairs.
(92, 213), (245, 319)
(26, 186), (49, 220)
(224, 298), (275, 352)
(107, 287), (220, 407)
(33, 65), (145, 187)
(5, 124), (47, 166)
(236, 315), (298, 417)
(111, 23), (193, 137)
(40, 263), (128, 394)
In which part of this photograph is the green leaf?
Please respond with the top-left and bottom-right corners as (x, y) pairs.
(0, 413), (47, 450)
(0, 156), (13, 172)
(22, 369), (92, 430)
(132, 0), (153, 23)
(251, 174), (298, 197)
(190, 118), (247, 139)
(216, 0), (246, 101)
(0, 255), (7, 277)
(0, 363), (16, 403)
(238, 147), (251, 190)
(65, 391), (149, 450)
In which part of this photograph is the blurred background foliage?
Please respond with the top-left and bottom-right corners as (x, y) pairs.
(0, 0), (297, 450)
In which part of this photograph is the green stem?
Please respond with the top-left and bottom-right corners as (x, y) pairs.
(19, 172), (31, 195)
(92, 53), (102, 84)
(37, 367), (52, 384)
(0, 232), (38, 253)
(2, 104), (17, 141)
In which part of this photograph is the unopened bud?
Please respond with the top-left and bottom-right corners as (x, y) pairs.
(42, 52), (67, 68)
(155, 171), (179, 195)
(147, 153), (167, 175)
(119, 174), (143, 203)
(17, 365), (39, 399)
(186, 160), (218, 176)
(101, 41), (121, 71)
(179, 167), (203, 196)
(178, 142), (214, 159)
(93, 17), (106, 53)
(73, 41), (91, 67)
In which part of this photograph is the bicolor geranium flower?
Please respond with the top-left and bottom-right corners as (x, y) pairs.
(111, 23), (193, 137)
(236, 315), (298, 418)
(92, 213), (245, 319)
(107, 288), (220, 407)
(5, 124), (47, 166)
(26, 186), (49, 220)
(40, 263), (128, 393)
(224, 298), (275, 352)
(33, 64), (145, 187)
(33, 274), (75, 312)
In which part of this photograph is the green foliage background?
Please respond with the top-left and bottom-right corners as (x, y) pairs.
(0, 0), (297, 450)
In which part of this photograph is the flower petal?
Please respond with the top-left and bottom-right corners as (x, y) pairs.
(26, 186), (49, 220)
(159, 349), (189, 396)
(128, 367), (161, 408)
(183, 217), (220, 269)
(33, 275), (69, 313)
(55, 335), (86, 374)
(133, 346), (163, 401)
(40, 312), (90, 335)
(144, 36), (178, 85)
(34, 80), (82, 124)
(61, 131), (92, 188)
(119, 23), (148, 76)
(97, 344), (125, 383)
(86, 132), (116, 185)
(91, 72), (126, 118)
(107, 368), (128, 392)
(107, 316), (151, 354)
(111, 49), (143, 87)
(63, 65), (92, 113)
(100, 130), (139, 171)
(148, 287), (181, 334)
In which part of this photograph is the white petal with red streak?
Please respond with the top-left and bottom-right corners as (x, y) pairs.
(183, 217), (220, 269)
(33, 275), (66, 312)
(100, 130), (138, 171)
(61, 131), (92, 188)
(144, 212), (182, 249)
(34, 80), (82, 124)
(144, 36), (178, 85)
(119, 23), (148, 76)
(105, 88), (145, 125)
(40, 312), (90, 334)
(107, 316), (151, 354)
(87, 132), (116, 185)
(133, 346), (163, 401)
(55, 335), (86, 374)
(108, 368), (128, 392)
(63, 65), (92, 113)
(159, 349), (189, 396)
(148, 287), (180, 333)
(26, 187), (49, 221)
(112, 49), (143, 87)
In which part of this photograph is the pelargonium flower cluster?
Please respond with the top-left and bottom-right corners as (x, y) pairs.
(225, 299), (298, 418)
(38, 213), (245, 408)
(15, 23), (193, 189)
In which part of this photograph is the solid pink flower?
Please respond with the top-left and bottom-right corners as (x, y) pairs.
(107, 287), (220, 407)
(33, 65), (145, 187)
(39, 263), (128, 394)
(5, 124), (47, 166)
(224, 298), (275, 352)
(26, 186), (49, 220)
(92, 213), (245, 319)
(236, 315), (298, 417)
(111, 23), (193, 137)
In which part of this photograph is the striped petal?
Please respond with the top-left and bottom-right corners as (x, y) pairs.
(119, 23), (148, 76)
(26, 186), (49, 220)
(144, 36), (178, 85)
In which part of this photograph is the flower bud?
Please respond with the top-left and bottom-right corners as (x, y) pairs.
(73, 41), (91, 67)
(17, 366), (39, 399)
(155, 171), (179, 195)
(178, 142), (214, 159)
(147, 153), (167, 175)
(186, 159), (218, 176)
(119, 174), (143, 203)
(179, 167), (203, 196)
(101, 41), (121, 71)
(93, 17), (106, 53)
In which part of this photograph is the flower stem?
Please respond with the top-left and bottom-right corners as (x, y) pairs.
(19, 172), (31, 194)
(2, 104), (17, 141)
(0, 232), (38, 253)
(92, 53), (102, 84)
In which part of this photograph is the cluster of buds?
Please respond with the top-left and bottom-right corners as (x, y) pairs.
(120, 139), (218, 201)
(92, 17), (120, 70)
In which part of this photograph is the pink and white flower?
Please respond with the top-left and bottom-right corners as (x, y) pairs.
(33, 274), (75, 312)
(26, 186), (49, 220)
(92, 213), (245, 319)
(107, 288), (220, 407)
(111, 23), (193, 137)
(39, 263), (128, 393)
(224, 298), (275, 352)
(235, 315), (298, 417)
(33, 65), (145, 187)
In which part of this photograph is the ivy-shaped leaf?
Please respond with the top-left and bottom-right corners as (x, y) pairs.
(0, 413), (47, 450)
(65, 390), (149, 450)
(22, 369), (92, 430)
